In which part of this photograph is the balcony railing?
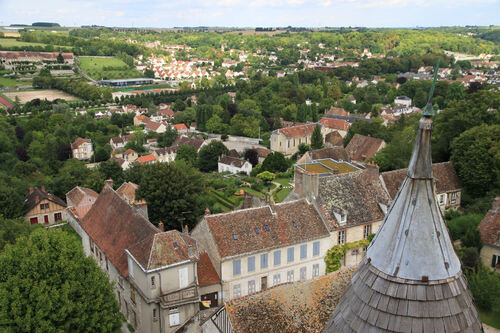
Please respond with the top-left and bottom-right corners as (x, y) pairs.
(160, 286), (199, 307)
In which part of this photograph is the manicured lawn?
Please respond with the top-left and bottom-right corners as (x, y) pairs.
(242, 187), (266, 198)
(78, 56), (144, 80)
(275, 177), (292, 186)
(479, 309), (500, 329)
(0, 77), (30, 87)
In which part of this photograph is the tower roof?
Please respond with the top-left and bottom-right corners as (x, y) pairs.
(323, 114), (483, 332)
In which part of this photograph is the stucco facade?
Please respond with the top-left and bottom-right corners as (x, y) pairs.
(72, 141), (93, 160)
(480, 244), (500, 272)
(25, 198), (67, 225)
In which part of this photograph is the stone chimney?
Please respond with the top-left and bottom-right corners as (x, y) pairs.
(183, 225), (189, 234)
(41, 185), (46, 193)
(104, 178), (113, 190)
(158, 221), (164, 232)
(29, 187), (34, 194)
(187, 242), (194, 257)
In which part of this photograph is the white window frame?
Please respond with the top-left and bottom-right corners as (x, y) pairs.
(233, 284), (241, 298)
(273, 273), (281, 286)
(338, 230), (346, 245)
(300, 267), (307, 281)
(313, 264), (319, 277)
(169, 312), (180, 327)
(179, 267), (188, 289)
(287, 270), (294, 282)
(248, 280), (255, 294)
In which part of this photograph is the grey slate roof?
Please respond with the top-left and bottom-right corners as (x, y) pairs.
(323, 116), (483, 332)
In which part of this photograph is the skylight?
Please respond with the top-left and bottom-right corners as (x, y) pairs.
(254, 228), (259, 235)
(173, 241), (179, 248)
(265, 225), (270, 232)
(233, 234), (238, 240)
(292, 221), (298, 228)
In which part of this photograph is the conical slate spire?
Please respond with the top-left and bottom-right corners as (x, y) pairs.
(323, 69), (483, 332)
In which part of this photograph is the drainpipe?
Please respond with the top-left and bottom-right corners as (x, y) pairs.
(158, 273), (163, 333)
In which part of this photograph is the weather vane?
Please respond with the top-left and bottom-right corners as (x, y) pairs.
(423, 59), (440, 117)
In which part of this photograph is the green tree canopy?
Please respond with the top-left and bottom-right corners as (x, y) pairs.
(0, 229), (123, 332)
(262, 152), (288, 173)
(197, 140), (229, 172)
(311, 124), (324, 150)
(175, 144), (198, 165)
(136, 161), (204, 230)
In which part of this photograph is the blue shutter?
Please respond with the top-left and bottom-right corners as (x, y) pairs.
(261, 253), (268, 269)
(248, 256), (255, 272)
(300, 244), (307, 259)
(274, 250), (281, 266)
(287, 247), (294, 263)
(233, 260), (241, 275)
(313, 241), (320, 256)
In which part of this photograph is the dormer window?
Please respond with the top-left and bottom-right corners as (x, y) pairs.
(173, 241), (179, 249)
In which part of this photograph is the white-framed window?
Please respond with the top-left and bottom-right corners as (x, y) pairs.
(273, 273), (281, 286)
(233, 284), (241, 298)
(338, 230), (346, 245)
(363, 225), (371, 239)
(233, 260), (241, 276)
(313, 264), (319, 277)
(451, 192), (457, 203)
(260, 253), (268, 269)
(300, 244), (307, 260)
(313, 241), (320, 256)
(439, 194), (445, 204)
(169, 312), (180, 326)
(287, 247), (294, 263)
(274, 250), (281, 266)
(287, 270), (294, 282)
(248, 256), (255, 272)
(300, 267), (307, 281)
(248, 280), (255, 294)
(179, 267), (188, 288)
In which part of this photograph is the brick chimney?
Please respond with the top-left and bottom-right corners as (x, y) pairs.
(183, 225), (189, 234)
(204, 207), (211, 215)
(158, 220), (164, 232)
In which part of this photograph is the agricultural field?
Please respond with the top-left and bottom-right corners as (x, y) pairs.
(0, 37), (49, 48)
(78, 56), (144, 80)
(3, 89), (78, 103)
(0, 77), (31, 87)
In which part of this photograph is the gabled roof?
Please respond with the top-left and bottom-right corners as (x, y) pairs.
(128, 230), (198, 271)
(345, 134), (385, 162)
(80, 186), (159, 277)
(145, 120), (164, 131)
(66, 186), (98, 206)
(276, 123), (316, 139)
(137, 154), (156, 163)
(124, 148), (136, 155)
(381, 161), (461, 199)
(172, 135), (205, 151)
(219, 155), (249, 168)
(197, 252), (221, 287)
(479, 197), (500, 248)
(116, 182), (139, 203)
(71, 137), (91, 150)
(25, 187), (66, 213)
(110, 134), (136, 145)
(316, 167), (390, 231)
(309, 147), (350, 162)
(319, 117), (351, 131)
(325, 131), (344, 147)
(203, 199), (330, 259)
(172, 123), (188, 131)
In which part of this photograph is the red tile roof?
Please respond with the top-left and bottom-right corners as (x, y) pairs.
(116, 182), (139, 203)
(345, 134), (385, 162)
(137, 154), (156, 163)
(277, 123), (316, 139)
(479, 197), (500, 247)
(24, 187), (66, 213)
(325, 132), (344, 147)
(124, 149), (136, 155)
(71, 137), (91, 150)
(0, 96), (13, 110)
(128, 231), (198, 271)
(66, 186), (98, 207)
(203, 199), (329, 259)
(173, 123), (188, 131)
(319, 117), (351, 131)
(381, 162), (461, 199)
(80, 186), (159, 277)
(197, 252), (221, 287)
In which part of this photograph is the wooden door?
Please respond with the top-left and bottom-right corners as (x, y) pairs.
(44, 215), (49, 224)
(30, 217), (38, 225)
(261, 276), (267, 291)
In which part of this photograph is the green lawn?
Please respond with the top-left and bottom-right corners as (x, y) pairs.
(479, 309), (500, 329)
(274, 187), (292, 203)
(78, 56), (144, 80)
(0, 37), (49, 47)
(0, 77), (30, 87)
(275, 177), (292, 186)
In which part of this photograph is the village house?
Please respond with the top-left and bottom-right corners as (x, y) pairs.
(324, 131), (344, 148)
(110, 134), (136, 150)
(137, 154), (157, 165)
(71, 137), (93, 160)
(296, 147), (350, 165)
(394, 95), (412, 107)
(218, 155), (252, 175)
(144, 121), (167, 134)
(116, 181), (148, 220)
(478, 197), (500, 271)
(191, 199), (331, 302)
(380, 161), (462, 212)
(24, 186), (67, 225)
(172, 123), (189, 134)
(66, 182), (210, 333)
(123, 149), (139, 163)
(172, 135), (206, 152)
(153, 147), (176, 163)
(345, 134), (386, 163)
(109, 156), (130, 170)
(318, 117), (351, 138)
(270, 123), (317, 156)
(134, 115), (150, 126)
(65, 186), (98, 218)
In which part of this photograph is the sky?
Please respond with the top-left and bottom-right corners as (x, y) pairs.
(0, 0), (499, 28)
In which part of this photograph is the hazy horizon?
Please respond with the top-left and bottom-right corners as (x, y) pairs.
(1, 0), (499, 29)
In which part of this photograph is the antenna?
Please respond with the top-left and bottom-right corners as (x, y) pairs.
(423, 59), (440, 117)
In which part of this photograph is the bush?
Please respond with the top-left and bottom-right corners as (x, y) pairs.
(467, 266), (500, 313)
(446, 214), (483, 241)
